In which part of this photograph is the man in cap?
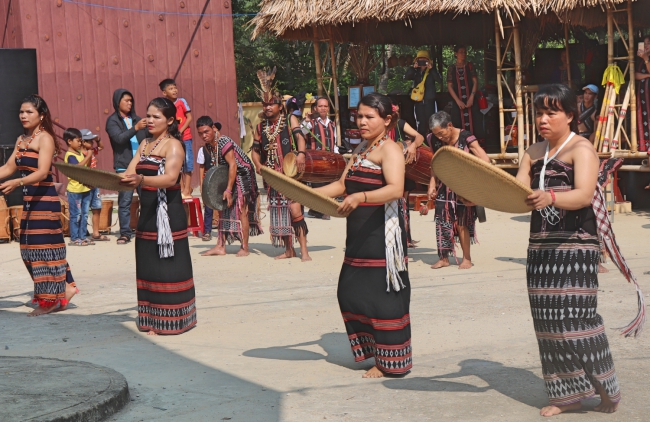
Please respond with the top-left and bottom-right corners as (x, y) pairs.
(405, 50), (443, 137)
(251, 68), (311, 261)
(577, 84), (599, 142)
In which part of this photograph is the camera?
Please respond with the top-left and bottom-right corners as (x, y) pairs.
(416, 58), (429, 67)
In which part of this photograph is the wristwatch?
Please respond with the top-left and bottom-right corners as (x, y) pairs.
(19, 179), (24, 186)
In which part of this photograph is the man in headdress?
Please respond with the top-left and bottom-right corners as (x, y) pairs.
(197, 116), (263, 257)
(251, 68), (311, 261)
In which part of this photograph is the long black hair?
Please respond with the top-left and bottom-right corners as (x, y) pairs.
(21, 94), (60, 155)
(147, 97), (181, 140)
(358, 92), (398, 131)
(533, 84), (579, 134)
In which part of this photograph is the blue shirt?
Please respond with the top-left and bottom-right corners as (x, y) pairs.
(116, 116), (140, 172)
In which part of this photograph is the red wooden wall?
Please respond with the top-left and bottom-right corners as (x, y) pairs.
(0, 0), (238, 187)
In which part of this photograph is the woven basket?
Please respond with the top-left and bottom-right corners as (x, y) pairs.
(54, 163), (132, 192)
(260, 167), (343, 217)
(431, 146), (533, 214)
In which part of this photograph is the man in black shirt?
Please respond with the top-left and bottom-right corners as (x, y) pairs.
(405, 50), (443, 137)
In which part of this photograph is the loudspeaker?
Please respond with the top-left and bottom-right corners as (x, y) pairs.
(0, 49), (38, 146)
(0, 145), (23, 207)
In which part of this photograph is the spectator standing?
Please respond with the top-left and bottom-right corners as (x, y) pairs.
(105, 89), (147, 245)
(405, 50), (442, 138)
(63, 128), (92, 246)
(80, 129), (109, 242)
(160, 79), (194, 197)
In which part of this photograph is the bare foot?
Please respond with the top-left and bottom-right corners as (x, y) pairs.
(301, 254), (312, 262)
(539, 402), (582, 417)
(458, 258), (472, 269)
(57, 284), (79, 312)
(362, 366), (384, 378)
(27, 303), (58, 317)
(201, 246), (226, 256)
(431, 258), (450, 269)
(275, 250), (296, 260)
(146, 331), (158, 336)
(594, 382), (619, 413)
(598, 264), (609, 273)
(236, 248), (250, 257)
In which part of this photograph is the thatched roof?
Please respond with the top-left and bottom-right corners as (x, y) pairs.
(251, 0), (643, 44)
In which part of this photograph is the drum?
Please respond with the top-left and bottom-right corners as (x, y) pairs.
(9, 205), (23, 241)
(405, 147), (433, 185)
(283, 150), (346, 183)
(201, 166), (230, 211)
(99, 199), (114, 234)
(60, 199), (70, 237)
(0, 197), (10, 243)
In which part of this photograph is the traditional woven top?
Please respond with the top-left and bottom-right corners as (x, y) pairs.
(261, 166), (343, 217)
(430, 146), (533, 214)
(54, 162), (131, 192)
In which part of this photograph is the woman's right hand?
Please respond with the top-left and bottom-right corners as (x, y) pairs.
(427, 185), (437, 200)
(456, 99), (466, 109)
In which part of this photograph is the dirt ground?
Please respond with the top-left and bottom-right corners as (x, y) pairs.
(1, 207), (649, 421)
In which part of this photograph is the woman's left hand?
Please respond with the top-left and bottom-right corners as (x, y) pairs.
(405, 142), (418, 164)
(526, 190), (553, 210)
(337, 192), (363, 217)
(466, 95), (474, 108)
(223, 191), (233, 207)
(119, 174), (141, 188)
(0, 179), (21, 195)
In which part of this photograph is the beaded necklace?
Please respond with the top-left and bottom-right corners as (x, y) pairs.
(347, 136), (387, 176)
(141, 133), (169, 159)
(263, 116), (284, 141)
(16, 127), (43, 158)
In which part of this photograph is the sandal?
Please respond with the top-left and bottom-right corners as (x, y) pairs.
(202, 233), (212, 242)
(117, 236), (131, 245)
(79, 240), (89, 246)
(91, 234), (110, 241)
(68, 240), (81, 246)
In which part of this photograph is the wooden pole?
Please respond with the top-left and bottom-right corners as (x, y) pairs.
(513, 19), (525, 163)
(494, 12), (506, 155)
(564, 23), (572, 88)
(313, 28), (325, 98)
(627, 0), (638, 152)
(328, 30), (342, 147)
(607, 8), (614, 66)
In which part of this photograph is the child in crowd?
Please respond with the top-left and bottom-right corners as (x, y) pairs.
(196, 121), (222, 241)
(80, 129), (109, 242)
(63, 128), (92, 246)
(159, 78), (194, 197)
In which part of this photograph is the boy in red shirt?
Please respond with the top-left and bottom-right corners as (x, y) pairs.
(80, 129), (108, 242)
(160, 78), (194, 196)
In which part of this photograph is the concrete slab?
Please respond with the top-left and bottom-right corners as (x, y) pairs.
(0, 209), (649, 421)
(0, 356), (129, 422)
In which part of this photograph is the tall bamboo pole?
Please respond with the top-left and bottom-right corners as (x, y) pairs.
(328, 30), (342, 147)
(494, 12), (506, 155)
(564, 23), (572, 88)
(513, 20), (525, 163)
(313, 27), (325, 97)
(607, 8), (614, 66)
(627, 0), (638, 152)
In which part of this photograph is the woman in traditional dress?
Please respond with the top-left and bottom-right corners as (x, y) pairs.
(0, 95), (77, 316)
(516, 84), (644, 416)
(427, 111), (489, 270)
(388, 103), (424, 248)
(120, 97), (196, 335)
(447, 45), (481, 137)
(316, 93), (411, 378)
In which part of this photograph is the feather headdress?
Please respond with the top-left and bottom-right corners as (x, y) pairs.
(255, 66), (282, 104)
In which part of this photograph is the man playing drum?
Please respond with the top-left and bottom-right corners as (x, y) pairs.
(198, 116), (262, 257)
(251, 68), (311, 261)
(303, 97), (337, 220)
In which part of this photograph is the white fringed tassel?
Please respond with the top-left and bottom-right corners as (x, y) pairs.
(155, 160), (174, 258)
(384, 200), (406, 292)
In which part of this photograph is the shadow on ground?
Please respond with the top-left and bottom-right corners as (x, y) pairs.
(383, 359), (549, 410)
(243, 332), (362, 371)
(510, 215), (531, 223)
(495, 257), (527, 266)
(190, 242), (335, 258)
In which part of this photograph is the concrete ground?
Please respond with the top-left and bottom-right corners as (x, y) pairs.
(1, 207), (649, 421)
